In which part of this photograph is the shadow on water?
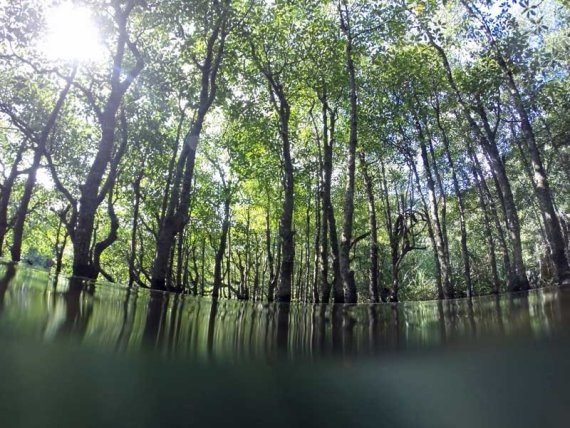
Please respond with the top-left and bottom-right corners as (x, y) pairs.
(0, 262), (569, 361)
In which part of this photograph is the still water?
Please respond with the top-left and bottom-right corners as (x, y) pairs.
(1, 261), (569, 427)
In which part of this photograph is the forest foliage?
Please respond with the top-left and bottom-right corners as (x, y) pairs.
(0, 0), (569, 302)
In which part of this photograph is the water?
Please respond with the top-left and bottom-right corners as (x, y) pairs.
(1, 261), (569, 427)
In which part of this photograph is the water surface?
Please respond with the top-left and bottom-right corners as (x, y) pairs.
(1, 262), (569, 427)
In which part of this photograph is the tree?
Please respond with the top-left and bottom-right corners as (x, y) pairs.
(149, 0), (231, 290)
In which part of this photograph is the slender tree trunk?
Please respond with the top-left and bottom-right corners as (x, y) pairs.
(73, 4), (143, 278)
(250, 48), (296, 302)
(200, 237), (206, 296)
(318, 92), (342, 303)
(303, 199), (312, 302)
(380, 160), (399, 302)
(54, 213), (68, 280)
(0, 144), (26, 256)
(128, 169), (143, 287)
(426, 131), (453, 297)
(9, 68), (75, 262)
(265, 204), (277, 302)
(413, 116), (453, 299)
(313, 178), (322, 303)
(408, 158), (445, 299)
(462, 0), (569, 286)
(339, 1), (358, 303)
(466, 138), (512, 279)
(471, 164), (502, 293)
(253, 243), (261, 301)
(359, 153), (380, 302)
(316, 119), (330, 303)
(435, 98), (473, 296)
(151, 7), (228, 290)
(175, 232), (184, 289)
(426, 32), (528, 291)
(10, 150), (40, 262)
(269, 93), (296, 301)
(276, 99), (295, 302)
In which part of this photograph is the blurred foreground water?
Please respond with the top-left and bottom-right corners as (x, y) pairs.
(1, 261), (569, 427)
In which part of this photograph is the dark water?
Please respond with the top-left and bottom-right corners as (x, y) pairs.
(1, 262), (570, 427)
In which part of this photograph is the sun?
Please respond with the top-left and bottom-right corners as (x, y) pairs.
(43, 2), (104, 62)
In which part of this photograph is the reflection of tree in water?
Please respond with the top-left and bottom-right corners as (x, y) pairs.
(467, 298), (477, 338)
(390, 303), (400, 350)
(115, 288), (138, 353)
(368, 305), (380, 353)
(55, 277), (94, 341)
(276, 303), (290, 355)
(142, 292), (169, 350)
(22, 270), (565, 359)
(0, 263), (16, 311)
(140, 293), (187, 354)
(507, 293), (532, 335)
(167, 296), (185, 355)
(207, 299), (218, 359)
(331, 304), (343, 354)
(494, 295), (505, 335)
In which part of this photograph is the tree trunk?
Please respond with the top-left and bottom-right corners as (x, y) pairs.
(426, 33), (529, 291)
(9, 68), (75, 262)
(212, 192), (231, 299)
(380, 160), (398, 302)
(414, 115), (453, 299)
(434, 97), (473, 296)
(471, 164), (502, 293)
(276, 110), (295, 302)
(359, 152), (380, 302)
(72, 3), (143, 279)
(54, 213), (69, 281)
(265, 204), (277, 302)
(339, 1), (358, 303)
(10, 150), (40, 262)
(128, 169), (144, 287)
(0, 144), (26, 256)
(313, 179), (322, 303)
(318, 92), (343, 303)
(151, 7), (228, 290)
(462, 0), (569, 286)
(408, 158), (445, 299)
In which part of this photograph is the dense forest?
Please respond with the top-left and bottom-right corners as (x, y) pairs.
(0, 0), (568, 303)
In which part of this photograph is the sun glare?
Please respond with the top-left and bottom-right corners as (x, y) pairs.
(43, 3), (104, 62)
